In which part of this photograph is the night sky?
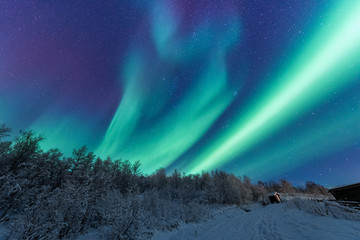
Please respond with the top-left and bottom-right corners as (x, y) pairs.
(1, 0), (360, 187)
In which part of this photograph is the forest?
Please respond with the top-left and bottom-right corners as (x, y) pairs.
(0, 124), (330, 239)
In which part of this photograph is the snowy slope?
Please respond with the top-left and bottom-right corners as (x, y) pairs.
(152, 203), (360, 240)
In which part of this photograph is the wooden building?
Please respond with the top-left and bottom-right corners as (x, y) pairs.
(268, 192), (282, 204)
(329, 182), (360, 202)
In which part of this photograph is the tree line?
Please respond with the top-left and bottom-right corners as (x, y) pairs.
(0, 124), (329, 239)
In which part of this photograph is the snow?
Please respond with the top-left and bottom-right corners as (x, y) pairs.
(2, 200), (359, 240)
(75, 229), (101, 240)
(0, 225), (11, 240)
(152, 203), (360, 240)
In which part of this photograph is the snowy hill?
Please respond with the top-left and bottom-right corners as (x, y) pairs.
(152, 201), (360, 240)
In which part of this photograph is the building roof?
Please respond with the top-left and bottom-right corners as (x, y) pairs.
(329, 182), (360, 202)
(329, 182), (360, 192)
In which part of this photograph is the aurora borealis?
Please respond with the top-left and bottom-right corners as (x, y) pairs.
(1, 1), (359, 186)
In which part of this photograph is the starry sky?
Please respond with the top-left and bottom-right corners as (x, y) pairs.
(1, 0), (360, 187)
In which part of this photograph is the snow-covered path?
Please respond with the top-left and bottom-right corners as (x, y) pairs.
(152, 204), (360, 240)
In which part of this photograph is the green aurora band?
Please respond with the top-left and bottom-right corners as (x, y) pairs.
(96, 49), (233, 173)
(2, 1), (360, 184)
(96, 4), (241, 173)
(236, 101), (360, 178)
(187, 1), (360, 174)
(30, 109), (101, 155)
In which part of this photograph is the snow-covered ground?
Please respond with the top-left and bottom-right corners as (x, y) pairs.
(2, 200), (359, 240)
(152, 203), (360, 240)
